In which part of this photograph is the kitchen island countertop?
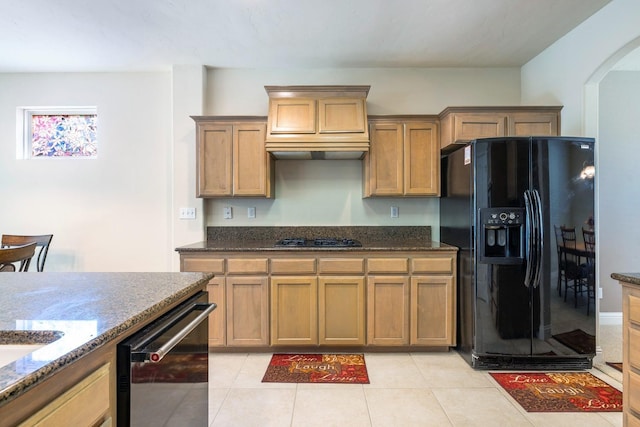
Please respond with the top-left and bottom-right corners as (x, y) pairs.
(612, 273), (640, 286)
(0, 272), (213, 408)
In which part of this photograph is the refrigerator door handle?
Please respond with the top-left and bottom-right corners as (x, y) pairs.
(524, 190), (534, 287)
(532, 189), (544, 288)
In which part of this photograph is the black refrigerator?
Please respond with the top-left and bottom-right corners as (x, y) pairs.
(440, 136), (596, 370)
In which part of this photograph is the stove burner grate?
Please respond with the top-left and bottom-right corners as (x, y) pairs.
(274, 238), (362, 248)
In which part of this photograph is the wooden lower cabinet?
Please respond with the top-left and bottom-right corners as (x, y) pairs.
(207, 276), (226, 347)
(270, 276), (365, 346)
(226, 276), (269, 346)
(180, 250), (456, 349)
(367, 276), (410, 345)
(318, 276), (365, 345)
(270, 276), (317, 345)
(411, 275), (455, 346)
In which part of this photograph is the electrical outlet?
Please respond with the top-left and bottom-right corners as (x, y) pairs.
(223, 206), (233, 219)
(391, 206), (399, 218)
(248, 207), (256, 218)
(179, 207), (196, 219)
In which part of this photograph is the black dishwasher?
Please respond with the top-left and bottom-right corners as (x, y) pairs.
(117, 291), (216, 426)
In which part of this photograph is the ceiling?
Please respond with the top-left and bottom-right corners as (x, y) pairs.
(0, 0), (612, 73)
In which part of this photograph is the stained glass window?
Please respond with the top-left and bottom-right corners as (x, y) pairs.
(22, 108), (98, 158)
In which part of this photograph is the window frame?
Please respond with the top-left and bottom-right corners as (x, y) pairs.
(19, 106), (98, 159)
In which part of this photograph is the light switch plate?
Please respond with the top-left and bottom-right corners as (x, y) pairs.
(223, 207), (233, 219)
(179, 207), (196, 219)
(248, 207), (256, 218)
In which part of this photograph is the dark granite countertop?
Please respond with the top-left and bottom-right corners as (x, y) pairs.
(0, 272), (213, 407)
(176, 226), (457, 252)
(612, 273), (640, 286)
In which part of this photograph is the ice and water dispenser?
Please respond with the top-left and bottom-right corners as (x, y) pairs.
(478, 207), (525, 264)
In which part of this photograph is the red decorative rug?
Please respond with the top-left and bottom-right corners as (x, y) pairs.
(262, 354), (370, 384)
(552, 329), (595, 354)
(490, 372), (622, 412)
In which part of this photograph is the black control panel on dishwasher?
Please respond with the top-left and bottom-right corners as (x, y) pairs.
(478, 207), (525, 264)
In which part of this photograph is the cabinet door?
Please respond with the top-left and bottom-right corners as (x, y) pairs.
(233, 123), (271, 196)
(318, 277), (365, 345)
(268, 98), (316, 134)
(20, 364), (111, 426)
(404, 122), (439, 196)
(270, 276), (318, 345)
(207, 276), (226, 347)
(508, 112), (559, 136)
(367, 276), (410, 345)
(453, 113), (507, 141)
(318, 98), (367, 134)
(368, 123), (404, 196)
(226, 276), (269, 346)
(410, 275), (455, 346)
(197, 124), (232, 197)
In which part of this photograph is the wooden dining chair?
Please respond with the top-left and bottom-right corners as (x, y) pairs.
(0, 242), (37, 272)
(1, 234), (53, 272)
(582, 227), (596, 315)
(554, 225), (566, 297)
(560, 226), (588, 307)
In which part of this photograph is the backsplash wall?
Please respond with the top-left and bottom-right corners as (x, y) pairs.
(204, 159), (441, 239)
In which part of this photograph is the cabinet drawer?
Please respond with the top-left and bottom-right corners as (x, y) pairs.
(227, 258), (269, 274)
(271, 258), (316, 274)
(182, 257), (225, 273)
(367, 258), (409, 274)
(412, 257), (453, 274)
(318, 258), (365, 274)
(630, 294), (640, 325)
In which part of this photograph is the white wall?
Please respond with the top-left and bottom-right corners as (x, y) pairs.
(0, 72), (172, 271)
(0, 67), (521, 271)
(598, 70), (640, 312)
(203, 67), (522, 236)
(521, 0), (640, 312)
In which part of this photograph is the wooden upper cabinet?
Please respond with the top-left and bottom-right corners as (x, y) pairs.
(404, 122), (439, 195)
(264, 86), (370, 152)
(268, 99), (316, 134)
(452, 113), (507, 141)
(509, 112), (559, 136)
(364, 117), (440, 197)
(367, 122), (404, 196)
(318, 98), (367, 134)
(192, 117), (274, 198)
(233, 124), (271, 196)
(197, 123), (233, 196)
(439, 107), (562, 152)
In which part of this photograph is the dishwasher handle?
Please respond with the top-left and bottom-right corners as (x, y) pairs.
(134, 302), (216, 363)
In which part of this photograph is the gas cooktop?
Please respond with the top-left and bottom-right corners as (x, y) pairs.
(274, 238), (362, 248)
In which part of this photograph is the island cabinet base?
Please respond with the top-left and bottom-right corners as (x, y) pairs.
(0, 341), (116, 427)
(180, 250), (457, 350)
(618, 278), (640, 426)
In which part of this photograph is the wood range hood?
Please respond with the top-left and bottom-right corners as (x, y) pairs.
(264, 85), (370, 160)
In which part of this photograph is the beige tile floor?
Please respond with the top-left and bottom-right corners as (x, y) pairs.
(208, 324), (624, 427)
